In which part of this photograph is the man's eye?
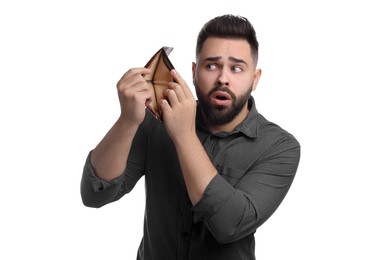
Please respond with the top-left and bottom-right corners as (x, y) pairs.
(232, 66), (243, 72)
(206, 64), (217, 70)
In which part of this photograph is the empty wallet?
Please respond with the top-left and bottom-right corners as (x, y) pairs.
(144, 46), (175, 121)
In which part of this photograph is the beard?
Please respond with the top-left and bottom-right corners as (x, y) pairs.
(194, 80), (253, 126)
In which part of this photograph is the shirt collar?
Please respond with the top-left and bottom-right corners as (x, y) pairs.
(196, 96), (259, 138)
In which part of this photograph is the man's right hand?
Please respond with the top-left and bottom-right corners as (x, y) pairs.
(117, 67), (152, 125)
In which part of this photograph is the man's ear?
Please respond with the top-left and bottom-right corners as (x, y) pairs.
(252, 68), (262, 91)
(192, 62), (196, 79)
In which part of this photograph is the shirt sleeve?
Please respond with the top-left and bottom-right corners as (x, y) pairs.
(192, 134), (300, 244)
(80, 117), (150, 208)
(80, 151), (128, 208)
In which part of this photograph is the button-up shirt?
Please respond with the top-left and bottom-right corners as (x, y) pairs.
(81, 96), (300, 260)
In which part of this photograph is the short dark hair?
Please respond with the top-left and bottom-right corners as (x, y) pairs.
(196, 14), (259, 66)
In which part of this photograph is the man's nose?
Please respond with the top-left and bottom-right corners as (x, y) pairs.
(217, 68), (230, 86)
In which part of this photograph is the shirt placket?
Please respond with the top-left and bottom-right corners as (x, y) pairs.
(177, 193), (193, 260)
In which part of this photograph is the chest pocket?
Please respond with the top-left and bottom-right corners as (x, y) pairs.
(217, 165), (246, 187)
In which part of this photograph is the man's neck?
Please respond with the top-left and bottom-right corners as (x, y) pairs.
(202, 103), (250, 134)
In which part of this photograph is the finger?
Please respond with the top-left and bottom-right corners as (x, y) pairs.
(117, 76), (149, 93)
(164, 88), (179, 106)
(170, 69), (193, 98)
(119, 67), (152, 82)
(120, 84), (151, 104)
(117, 67), (153, 92)
(167, 82), (186, 102)
(159, 99), (172, 119)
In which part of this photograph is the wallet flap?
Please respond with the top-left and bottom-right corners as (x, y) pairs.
(144, 46), (175, 121)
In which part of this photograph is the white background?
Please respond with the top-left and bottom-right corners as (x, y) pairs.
(1, 0), (389, 259)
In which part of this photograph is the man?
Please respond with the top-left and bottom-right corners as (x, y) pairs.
(81, 14), (300, 259)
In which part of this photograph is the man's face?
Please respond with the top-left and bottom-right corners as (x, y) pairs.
(193, 37), (261, 126)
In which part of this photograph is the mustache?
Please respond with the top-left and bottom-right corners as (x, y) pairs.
(208, 86), (236, 100)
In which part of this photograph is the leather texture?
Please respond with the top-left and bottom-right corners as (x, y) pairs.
(144, 47), (175, 121)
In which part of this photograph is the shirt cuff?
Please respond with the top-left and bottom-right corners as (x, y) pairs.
(192, 175), (235, 223)
(83, 150), (125, 192)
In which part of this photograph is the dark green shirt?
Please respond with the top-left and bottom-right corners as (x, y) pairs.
(81, 96), (300, 260)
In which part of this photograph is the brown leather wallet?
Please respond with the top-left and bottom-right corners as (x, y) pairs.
(144, 46), (175, 121)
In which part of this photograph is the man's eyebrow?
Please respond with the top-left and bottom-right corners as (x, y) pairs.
(203, 56), (248, 65)
(204, 56), (222, 62)
(228, 56), (247, 65)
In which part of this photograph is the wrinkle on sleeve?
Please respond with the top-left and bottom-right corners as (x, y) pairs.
(192, 136), (300, 244)
(80, 116), (150, 208)
(80, 151), (127, 208)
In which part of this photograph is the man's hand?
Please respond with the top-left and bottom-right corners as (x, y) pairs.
(117, 67), (152, 126)
(160, 69), (197, 141)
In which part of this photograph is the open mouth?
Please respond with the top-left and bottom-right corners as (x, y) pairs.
(210, 91), (232, 106)
(212, 91), (231, 101)
(216, 95), (229, 100)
